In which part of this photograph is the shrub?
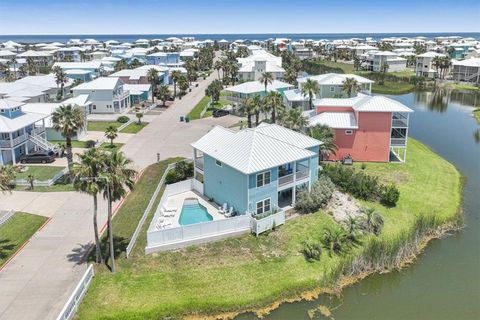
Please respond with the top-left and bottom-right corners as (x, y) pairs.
(295, 175), (335, 214)
(301, 240), (322, 261)
(85, 140), (96, 148)
(323, 164), (380, 201)
(165, 160), (194, 184)
(360, 208), (385, 236)
(380, 184), (400, 207)
(117, 116), (129, 123)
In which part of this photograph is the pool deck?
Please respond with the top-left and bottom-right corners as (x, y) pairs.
(154, 191), (226, 229)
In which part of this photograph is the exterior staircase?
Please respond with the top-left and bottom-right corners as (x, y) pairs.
(28, 133), (60, 153)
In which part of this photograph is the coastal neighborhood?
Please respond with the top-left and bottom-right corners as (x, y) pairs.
(0, 2), (478, 319)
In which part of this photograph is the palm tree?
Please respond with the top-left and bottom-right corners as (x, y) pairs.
(265, 91), (284, 124)
(72, 148), (107, 263)
(102, 151), (136, 272)
(9, 57), (17, 80)
(147, 68), (159, 103)
(344, 215), (363, 244)
(283, 108), (308, 131)
(341, 78), (361, 98)
(178, 75), (189, 96)
(228, 61), (239, 85)
(0, 165), (16, 192)
(307, 124), (338, 160)
(432, 56), (442, 79)
(440, 56), (452, 79)
(360, 208), (384, 236)
(170, 70), (181, 98)
(156, 84), (171, 107)
(239, 97), (255, 128)
(52, 66), (68, 98)
(301, 78), (320, 110)
(114, 59), (128, 72)
(214, 60), (223, 80)
(259, 72), (274, 94)
(26, 57), (38, 75)
(104, 126), (118, 146)
(321, 227), (349, 256)
(51, 104), (86, 173)
(252, 95), (263, 126)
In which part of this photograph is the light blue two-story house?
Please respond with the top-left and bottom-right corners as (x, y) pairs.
(191, 124), (322, 215)
(0, 98), (50, 165)
(146, 52), (181, 66)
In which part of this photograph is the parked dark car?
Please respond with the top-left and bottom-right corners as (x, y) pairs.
(213, 109), (230, 118)
(19, 151), (55, 164)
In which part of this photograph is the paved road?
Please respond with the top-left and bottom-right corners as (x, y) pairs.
(0, 192), (110, 320)
(0, 62), (240, 320)
(121, 70), (239, 170)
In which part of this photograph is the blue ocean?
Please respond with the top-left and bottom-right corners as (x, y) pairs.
(0, 33), (479, 43)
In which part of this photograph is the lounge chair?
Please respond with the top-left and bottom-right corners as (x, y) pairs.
(218, 203), (227, 214)
(162, 209), (176, 217)
(225, 207), (234, 217)
(162, 203), (177, 213)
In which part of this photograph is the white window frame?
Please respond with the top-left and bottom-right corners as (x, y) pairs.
(345, 130), (353, 135)
(330, 86), (335, 92)
(256, 198), (271, 215)
(256, 170), (271, 188)
(215, 159), (222, 167)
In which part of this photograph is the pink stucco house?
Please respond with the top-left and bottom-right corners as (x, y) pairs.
(305, 95), (413, 163)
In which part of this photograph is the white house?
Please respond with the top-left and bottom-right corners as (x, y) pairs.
(452, 58), (480, 83)
(283, 73), (373, 109)
(362, 51), (407, 72)
(237, 49), (285, 81)
(72, 77), (130, 114)
(415, 52), (446, 78)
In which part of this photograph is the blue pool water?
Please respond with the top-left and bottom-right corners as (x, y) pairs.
(179, 199), (213, 226)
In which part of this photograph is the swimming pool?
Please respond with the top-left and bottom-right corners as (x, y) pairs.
(179, 198), (213, 226)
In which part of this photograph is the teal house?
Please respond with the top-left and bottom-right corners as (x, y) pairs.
(224, 80), (294, 107)
(191, 124), (322, 215)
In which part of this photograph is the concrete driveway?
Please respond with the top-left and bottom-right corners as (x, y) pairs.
(0, 57), (241, 320)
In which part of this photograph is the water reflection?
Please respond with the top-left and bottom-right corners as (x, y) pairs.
(474, 129), (480, 144)
(414, 88), (480, 112)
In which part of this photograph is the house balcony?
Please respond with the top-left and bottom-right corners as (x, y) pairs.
(194, 156), (204, 171)
(390, 137), (407, 146)
(113, 90), (130, 101)
(32, 126), (46, 135)
(278, 173), (294, 187)
(392, 119), (408, 127)
(295, 167), (310, 181)
(0, 134), (27, 148)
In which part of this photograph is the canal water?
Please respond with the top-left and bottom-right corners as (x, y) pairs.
(237, 90), (480, 320)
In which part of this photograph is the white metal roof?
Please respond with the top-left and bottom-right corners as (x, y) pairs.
(298, 73), (373, 86)
(453, 58), (480, 67)
(73, 77), (121, 91)
(191, 124), (321, 174)
(53, 61), (103, 69)
(314, 95), (413, 113)
(225, 80), (293, 95)
(417, 51), (446, 58)
(0, 100), (47, 132)
(123, 84), (151, 93)
(17, 50), (52, 58)
(308, 112), (358, 129)
(16, 74), (73, 90)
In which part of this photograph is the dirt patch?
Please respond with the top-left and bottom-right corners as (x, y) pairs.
(326, 191), (362, 222)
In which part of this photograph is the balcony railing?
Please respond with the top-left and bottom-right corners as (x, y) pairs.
(392, 119), (408, 127)
(295, 168), (310, 180)
(391, 138), (407, 146)
(0, 134), (28, 148)
(194, 157), (204, 171)
(113, 90), (130, 101)
(278, 173), (294, 187)
(32, 127), (45, 135)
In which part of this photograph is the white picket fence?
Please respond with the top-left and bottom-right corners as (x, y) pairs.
(146, 214), (251, 254)
(0, 210), (15, 226)
(15, 167), (68, 187)
(56, 264), (94, 320)
(125, 163), (176, 258)
(250, 210), (286, 237)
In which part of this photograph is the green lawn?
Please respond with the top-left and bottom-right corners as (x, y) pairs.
(187, 95), (211, 120)
(120, 122), (148, 134)
(48, 140), (88, 148)
(473, 108), (480, 124)
(387, 69), (416, 77)
(78, 139), (462, 320)
(99, 143), (124, 153)
(372, 81), (416, 94)
(87, 121), (122, 132)
(16, 166), (65, 181)
(0, 212), (48, 267)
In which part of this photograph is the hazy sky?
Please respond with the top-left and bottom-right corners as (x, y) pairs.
(0, 0), (479, 35)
